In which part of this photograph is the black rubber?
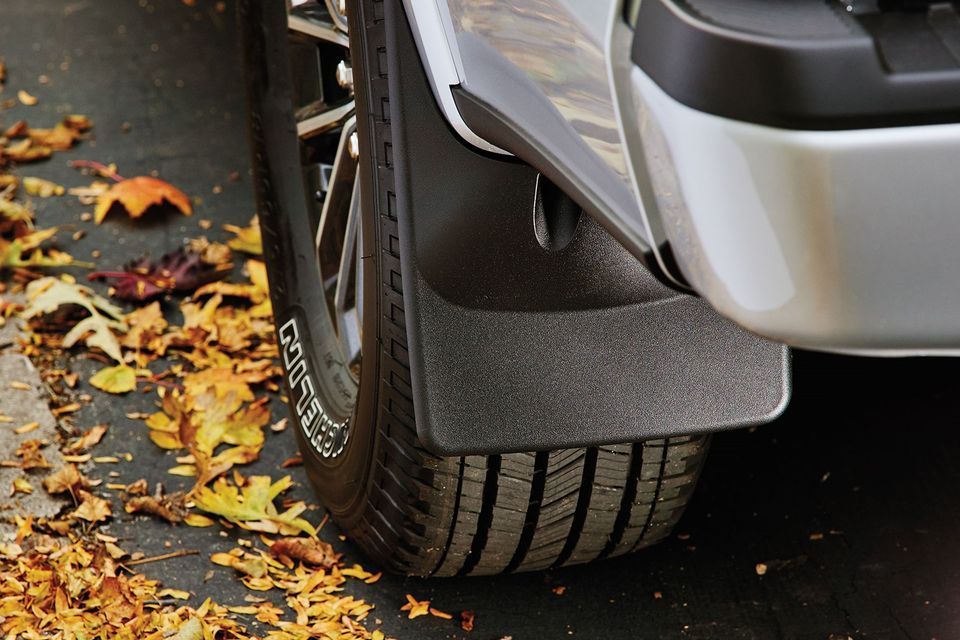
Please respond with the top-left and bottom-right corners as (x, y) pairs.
(634, 0), (960, 130)
(246, 0), (711, 576)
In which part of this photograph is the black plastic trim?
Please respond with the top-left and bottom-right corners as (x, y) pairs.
(634, 0), (960, 130)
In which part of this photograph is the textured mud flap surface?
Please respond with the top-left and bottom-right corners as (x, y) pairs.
(385, 1), (790, 455)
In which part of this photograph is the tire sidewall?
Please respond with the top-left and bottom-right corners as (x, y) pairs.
(247, 0), (380, 520)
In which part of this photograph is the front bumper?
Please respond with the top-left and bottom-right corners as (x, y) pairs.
(633, 69), (960, 355)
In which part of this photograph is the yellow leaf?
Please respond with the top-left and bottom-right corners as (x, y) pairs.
(13, 422), (38, 434)
(17, 90), (37, 106)
(22, 177), (64, 197)
(168, 617), (203, 640)
(226, 605), (258, 614)
(11, 476), (33, 495)
(168, 464), (197, 476)
(184, 513), (215, 527)
(223, 216), (262, 255)
(89, 364), (136, 394)
(149, 430), (183, 450)
(193, 475), (315, 536)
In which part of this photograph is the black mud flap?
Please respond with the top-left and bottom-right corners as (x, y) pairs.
(384, 0), (789, 456)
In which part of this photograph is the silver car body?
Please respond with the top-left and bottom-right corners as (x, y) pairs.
(404, 0), (960, 355)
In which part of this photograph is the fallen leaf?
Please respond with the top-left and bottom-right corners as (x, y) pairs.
(72, 490), (112, 522)
(120, 301), (168, 349)
(124, 492), (188, 523)
(192, 475), (315, 536)
(184, 513), (215, 527)
(270, 537), (341, 569)
(90, 246), (228, 301)
(13, 421), (38, 434)
(15, 439), (51, 469)
(42, 464), (88, 494)
(64, 424), (108, 453)
(211, 549), (268, 579)
(169, 617), (203, 640)
(94, 175), (192, 224)
(89, 363), (137, 394)
(22, 277), (127, 362)
(22, 177), (64, 197)
(400, 594), (431, 620)
(224, 216), (262, 255)
(461, 610), (476, 632)
(10, 476), (33, 496)
(17, 90), (37, 106)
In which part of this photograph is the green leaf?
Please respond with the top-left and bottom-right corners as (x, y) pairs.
(89, 364), (137, 394)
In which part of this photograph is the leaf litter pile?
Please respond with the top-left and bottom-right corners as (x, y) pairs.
(0, 58), (466, 639)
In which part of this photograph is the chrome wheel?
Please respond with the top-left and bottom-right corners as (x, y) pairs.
(287, 0), (362, 384)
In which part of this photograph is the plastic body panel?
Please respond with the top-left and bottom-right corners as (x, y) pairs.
(632, 67), (960, 353)
(633, 0), (960, 129)
(386, 0), (789, 455)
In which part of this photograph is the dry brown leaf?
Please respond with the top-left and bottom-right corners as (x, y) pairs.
(461, 610), (476, 632)
(42, 463), (88, 494)
(64, 424), (108, 454)
(72, 489), (112, 522)
(124, 492), (188, 523)
(15, 439), (51, 470)
(269, 537), (341, 569)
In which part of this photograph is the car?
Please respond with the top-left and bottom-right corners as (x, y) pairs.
(241, 0), (955, 576)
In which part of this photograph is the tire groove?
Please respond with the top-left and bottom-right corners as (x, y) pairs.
(502, 450), (549, 574)
(429, 456), (466, 575)
(600, 442), (643, 559)
(553, 446), (598, 568)
(458, 455), (501, 576)
(630, 441), (669, 552)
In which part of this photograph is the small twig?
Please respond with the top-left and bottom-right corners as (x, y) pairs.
(68, 159), (124, 182)
(125, 549), (198, 566)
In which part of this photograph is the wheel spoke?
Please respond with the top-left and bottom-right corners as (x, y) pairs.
(288, 1), (360, 381)
(315, 116), (357, 254)
(297, 100), (355, 139)
(334, 166), (361, 322)
(322, 0), (350, 34)
(334, 168), (363, 364)
(288, 13), (348, 47)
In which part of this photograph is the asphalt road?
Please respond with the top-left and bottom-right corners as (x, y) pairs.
(3, 2), (960, 639)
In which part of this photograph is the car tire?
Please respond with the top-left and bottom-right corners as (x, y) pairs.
(244, 0), (711, 576)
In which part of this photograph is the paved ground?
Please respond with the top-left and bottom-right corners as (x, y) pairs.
(3, 1), (960, 639)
